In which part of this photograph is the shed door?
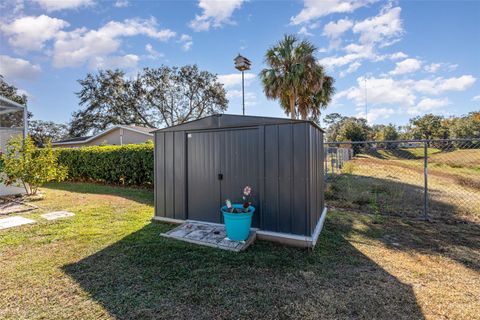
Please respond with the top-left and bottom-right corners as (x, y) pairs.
(187, 129), (259, 224)
(220, 129), (259, 226)
(187, 131), (222, 222)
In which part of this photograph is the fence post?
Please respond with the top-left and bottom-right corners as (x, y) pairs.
(423, 141), (429, 220)
(325, 148), (328, 179)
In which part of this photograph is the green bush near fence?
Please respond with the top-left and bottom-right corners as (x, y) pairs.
(56, 144), (154, 186)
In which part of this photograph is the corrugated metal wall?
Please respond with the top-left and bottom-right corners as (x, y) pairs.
(154, 121), (324, 237)
(155, 131), (187, 220)
(262, 123), (309, 235)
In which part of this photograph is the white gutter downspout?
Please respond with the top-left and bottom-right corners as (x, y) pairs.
(120, 128), (123, 146)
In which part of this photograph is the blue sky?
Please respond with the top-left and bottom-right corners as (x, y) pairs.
(0, 0), (479, 127)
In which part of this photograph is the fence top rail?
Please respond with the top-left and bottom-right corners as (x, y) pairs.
(324, 138), (479, 145)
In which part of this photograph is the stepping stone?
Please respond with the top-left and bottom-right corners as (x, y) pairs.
(41, 211), (75, 221)
(0, 202), (37, 215)
(0, 216), (36, 230)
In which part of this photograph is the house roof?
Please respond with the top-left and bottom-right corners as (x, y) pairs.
(153, 114), (325, 133)
(54, 136), (92, 143)
(52, 125), (155, 146)
(125, 125), (156, 134)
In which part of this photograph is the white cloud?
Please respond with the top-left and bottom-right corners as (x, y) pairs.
(291, 0), (373, 25)
(358, 107), (396, 123)
(389, 58), (422, 75)
(352, 5), (403, 47)
(347, 61), (361, 72)
(189, 0), (244, 32)
(318, 5), (404, 72)
(319, 54), (359, 69)
(179, 34), (193, 51)
(0, 15), (69, 52)
(144, 43), (164, 60)
(447, 64), (459, 71)
(412, 97), (450, 114)
(338, 76), (416, 107)
(217, 72), (256, 87)
(53, 18), (176, 68)
(114, 0), (129, 8)
(319, 44), (375, 69)
(472, 95), (480, 102)
(322, 18), (353, 38)
(389, 51), (408, 60)
(226, 89), (257, 107)
(298, 26), (313, 36)
(89, 54), (139, 70)
(424, 62), (458, 73)
(33, 0), (93, 12)
(413, 75), (476, 95)
(0, 0), (25, 19)
(424, 63), (441, 73)
(0, 55), (41, 80)
(339, 61), (361, 77)
(336, 75), (476, 117)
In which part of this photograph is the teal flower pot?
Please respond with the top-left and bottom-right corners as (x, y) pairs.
(221, 204), (255, 241)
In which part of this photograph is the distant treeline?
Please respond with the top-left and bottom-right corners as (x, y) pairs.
(324, 112), (480, 143)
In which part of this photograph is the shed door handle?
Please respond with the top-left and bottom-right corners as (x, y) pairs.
(218, 173), (223, 180)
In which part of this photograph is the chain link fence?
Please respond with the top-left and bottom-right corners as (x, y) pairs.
(324, 139), (480, 223)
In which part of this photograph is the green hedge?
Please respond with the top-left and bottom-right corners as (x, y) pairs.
(56, 144), (154, 186)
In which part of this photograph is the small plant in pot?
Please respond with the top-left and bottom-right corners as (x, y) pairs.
(221, 186), (255, 241)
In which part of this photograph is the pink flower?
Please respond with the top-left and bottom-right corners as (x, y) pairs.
(243, 186), (252, 196)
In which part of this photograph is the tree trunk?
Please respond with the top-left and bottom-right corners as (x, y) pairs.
(289, 94), (295, 119)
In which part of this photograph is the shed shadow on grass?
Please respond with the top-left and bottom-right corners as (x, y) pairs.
(62, 220), (424, 320)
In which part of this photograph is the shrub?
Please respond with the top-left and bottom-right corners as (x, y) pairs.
(1, 136), (67, 195)
(56, 144), (154, 186)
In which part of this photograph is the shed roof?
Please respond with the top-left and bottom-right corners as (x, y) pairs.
(153, 114), (325, 133)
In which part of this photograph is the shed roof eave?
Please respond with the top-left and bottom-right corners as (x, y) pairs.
(152, 114), (325, 133)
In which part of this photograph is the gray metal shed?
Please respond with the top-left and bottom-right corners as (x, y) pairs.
(152, 114), (327, 247)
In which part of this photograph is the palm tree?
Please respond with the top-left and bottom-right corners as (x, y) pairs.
(260, 35), (334, 121)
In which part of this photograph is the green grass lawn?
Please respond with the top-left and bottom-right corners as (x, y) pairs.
(1, 182), (479, 319)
